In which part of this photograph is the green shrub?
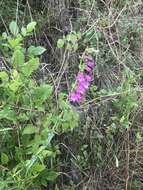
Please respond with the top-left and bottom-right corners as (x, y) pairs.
(0, 21), (79, 190)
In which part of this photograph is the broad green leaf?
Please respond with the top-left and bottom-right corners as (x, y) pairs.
(21, 27), (27, 36)
(27, 46), (37, 56)
(0, 108), (16, 121)
(8, 37), (23, 48)
(41, 150), (55, 157)
(57, 39), (65, 48)
(28, 46), (46, 56)
(61, 108), (79, 131)
(9, 21), (19, 36)
(66, 33), (77, 43)
(0, 71), (9, 85)
(40, 170), (59, 182)
(32, 163), (45, 173)
(26, 21), (37, 33)
(2, 32), (8, 39)
(1, 153), (9, 165)
(22, 57), (39, 77)
(12, 49), (25, 68)
(12, 69), (19, 79)
(9, 78), (22, 92)
(32, 84), (53, 103)
(23, 125), (38, 135)
(17, 113), (29, 121)
(33, 46), (46, 55)
(46, 171), (59, 181)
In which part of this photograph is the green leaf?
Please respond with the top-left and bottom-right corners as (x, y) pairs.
(12, 69), (19, 79)
(26, 21), (37, 33)
(40, 170), (59, 182)
(66, 33), (77, 43)
(57, 39), (65, 48)
(0, 108), (16, 121)
(28, 46), (46, 56)
(22, 125), (38, 135)
(9, 79), (22, 92)
(32, 84), (53, 103)
(12, 49), (25, 68)
(2, 32), (8, 39)
(34, 46), (46, 55)
(21, 57), (39, 77)
(1, 153), (9, 165)
(8, 36), (23, 48)
(46, 171), (59, 181)
(17, 113), (29, 121)
(32, 163), (45, 173)
(21, 27), (27, 37)
(0, 71), (9, 85)
(9, 21), (19, 36)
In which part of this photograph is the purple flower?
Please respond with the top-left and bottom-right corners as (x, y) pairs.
(76, 72), (85, 82)
(86, 61), (95, 68)
(81, 80), (89, 89)
(68, 55), (96, 103)
(85, 66), (92, 72)
(85, 74), (92, 81)
(76, 83), (87, 94)
(69, 92), (82, 102)
(84, 55), (96, 69)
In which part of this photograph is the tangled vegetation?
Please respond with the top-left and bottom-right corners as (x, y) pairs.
(0, 0), (143, 190)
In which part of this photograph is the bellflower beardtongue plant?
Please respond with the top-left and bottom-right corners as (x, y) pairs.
(69, 55), (96, 103)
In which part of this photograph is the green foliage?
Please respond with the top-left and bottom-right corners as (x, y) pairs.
(9, 21), (19, 36)
(28, 46), (46, 56)
(57, 31), (81, 51)
(111, 67), (138, 130)
(1, 153), (9, 165)
(0, 21), (79, 190)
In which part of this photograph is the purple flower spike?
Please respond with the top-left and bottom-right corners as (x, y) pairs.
(85, 74), (92, 82)
(68, 55), (96, 103)
(85, 66), (92, 72)
(84, 55), (96, 68)
(77, 83), (87, 94)
(69, 92), (82, 102)
(76, 72), (85, 82)
(81, 81), (89, 89)
(87, 61), (95, 68)
(76, 81), (89, 94)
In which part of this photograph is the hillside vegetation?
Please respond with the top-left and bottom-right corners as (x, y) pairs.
(0, 0), (143, 190)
